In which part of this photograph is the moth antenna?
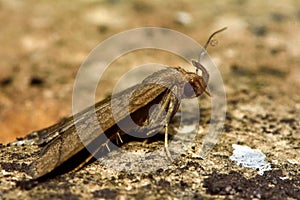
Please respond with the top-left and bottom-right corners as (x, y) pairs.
(196, 27), (227, 74)
(203, 27), (227, 52)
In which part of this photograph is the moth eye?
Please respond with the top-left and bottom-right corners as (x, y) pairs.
(183, 82), (196, 98)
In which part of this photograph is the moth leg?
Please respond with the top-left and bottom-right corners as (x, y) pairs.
(145, 90), (175, 136)
(146, 87), (179, 161)
(163, 92), (178, 161)
(102, 140), (111, 152)
(164, 123), (173, 161)
(116, 132), (123, 144)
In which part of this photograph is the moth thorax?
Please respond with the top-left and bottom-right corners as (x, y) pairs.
(183, 74), (207, 98)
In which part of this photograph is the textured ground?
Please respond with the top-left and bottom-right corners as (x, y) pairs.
(0, 0), (299, 199)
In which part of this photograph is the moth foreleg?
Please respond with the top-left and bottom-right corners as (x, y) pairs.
(163, 91), (178, 161)
(146, 87), (179, 161)
(164, 123), (173, 161)
(145, 90), (175, 135)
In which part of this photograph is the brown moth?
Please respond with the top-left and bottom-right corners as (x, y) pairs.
(28, 28), (226, 179)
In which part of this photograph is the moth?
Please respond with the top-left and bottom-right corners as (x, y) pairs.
(28, 28), (226, 179)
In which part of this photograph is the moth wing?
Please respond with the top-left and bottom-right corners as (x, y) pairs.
(34, 68), (178, 146)
(29, 78), (167, 179)
(29, 68), (179, 179)
(34, 117), (73, 146)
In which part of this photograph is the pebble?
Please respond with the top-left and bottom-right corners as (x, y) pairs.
(175, 11), (192, 25)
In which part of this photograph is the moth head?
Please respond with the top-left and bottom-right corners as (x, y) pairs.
(183, 61), (210, 98)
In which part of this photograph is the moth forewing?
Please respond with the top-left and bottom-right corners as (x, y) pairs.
(29, 68), (190, 179)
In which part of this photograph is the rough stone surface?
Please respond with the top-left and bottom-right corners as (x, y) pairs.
(0, 0), (299, 199)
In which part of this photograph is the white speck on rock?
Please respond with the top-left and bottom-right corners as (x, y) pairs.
(279, 176), (289, 180)
(287, 159), (299, 165)
(230, 144), (272, 175)
(1, 170), (11, 176)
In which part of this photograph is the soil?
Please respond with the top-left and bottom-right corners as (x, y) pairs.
(0, 0), (299, 199)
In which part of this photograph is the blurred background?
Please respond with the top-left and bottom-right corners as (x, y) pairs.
(0, 0), (299, 144)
